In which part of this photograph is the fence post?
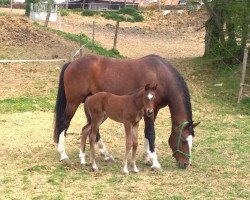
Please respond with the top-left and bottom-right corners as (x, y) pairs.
(237, 48), (249, 103)
(92, 21), (95, 52)
(80, 33), (83, 57)
(113, 21), (120, 50)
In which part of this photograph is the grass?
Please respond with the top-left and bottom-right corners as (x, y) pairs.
(0, 95), (55, 113)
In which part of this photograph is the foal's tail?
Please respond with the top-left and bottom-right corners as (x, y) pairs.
(53, 62), (70, 143)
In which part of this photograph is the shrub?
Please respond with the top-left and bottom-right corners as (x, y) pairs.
(119, 7), (138, 16)
(59, 9), (69, 16)
(133, 14), (144, 22)
(101, 11), (126, 22)
(25, 0), (39, 16)
(81, 9), (97, 16)
(101, 8), (144, 22)
(0, 0), (10, 6)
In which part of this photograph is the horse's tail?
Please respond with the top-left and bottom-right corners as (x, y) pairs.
(53, 62), (70, 143)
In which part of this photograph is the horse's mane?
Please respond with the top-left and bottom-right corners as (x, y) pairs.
(151, 55), (193, 122)
(127, 87), (144, 95)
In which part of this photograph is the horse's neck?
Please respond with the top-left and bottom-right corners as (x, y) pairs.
(131, 90), (144, 111)
(168, 95), (191, 129)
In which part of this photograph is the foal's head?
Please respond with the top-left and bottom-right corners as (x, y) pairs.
(143, 84), (157, 117)
(169, 121), (200, 169)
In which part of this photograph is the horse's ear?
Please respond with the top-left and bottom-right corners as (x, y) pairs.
(192, 122), (200, 129)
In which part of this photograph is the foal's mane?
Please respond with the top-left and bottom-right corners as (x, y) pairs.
(152, 55), (193, 122)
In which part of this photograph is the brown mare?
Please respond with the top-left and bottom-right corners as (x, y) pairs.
(80, 84), (157, 173)
(54, 54), (200, 169)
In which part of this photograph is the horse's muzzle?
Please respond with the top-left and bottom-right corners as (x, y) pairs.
(146, 109), (154, 117)
(177, 162), (189, 169)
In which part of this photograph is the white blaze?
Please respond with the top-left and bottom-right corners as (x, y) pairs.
(147, 93), (153, 100)
(186, 135), (193, 163)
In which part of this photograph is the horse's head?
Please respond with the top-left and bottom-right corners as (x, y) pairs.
(169, 121), (200, 169)
(143, 84), (157, 117)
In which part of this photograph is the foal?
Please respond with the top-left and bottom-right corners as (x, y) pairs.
(80, 84), (157, 174)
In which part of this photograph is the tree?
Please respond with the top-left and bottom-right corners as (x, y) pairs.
(44, 0), (54, 27)
(203, 0), (250, 64)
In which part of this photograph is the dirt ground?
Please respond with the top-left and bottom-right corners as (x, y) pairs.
(47, 10), (207, 59)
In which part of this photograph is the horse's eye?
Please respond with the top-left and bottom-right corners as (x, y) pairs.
(182, 140), (188, 144)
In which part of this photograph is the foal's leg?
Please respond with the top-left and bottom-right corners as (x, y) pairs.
(131, 123), (139, 173)
(123, 123), (133, 174)
(144, 110), (161, 170)
(79, 123), (91, 165)
(96, 116), (114, 162)
(89, 117), (103, 171)
(84, 104), (114, 162)
(58, 102), (79, 165)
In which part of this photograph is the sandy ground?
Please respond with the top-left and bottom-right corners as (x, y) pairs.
(47, 11), (206, 59)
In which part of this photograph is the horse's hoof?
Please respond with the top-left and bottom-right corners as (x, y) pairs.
(105, 156), (115, 163)
(61, 158), (72, 166)
(91, 166), (99, 172)
(80, 164), (86, 169)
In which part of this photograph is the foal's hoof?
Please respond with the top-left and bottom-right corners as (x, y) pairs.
(105, 156), (115, 163)
(61, 158), (72, 166)
(151, 165), (162, 171)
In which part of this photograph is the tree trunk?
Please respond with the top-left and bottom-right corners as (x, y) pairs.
(240, 0), (249, 58)
(203, 0), (226, 57)
(45, 3), (52, 27)
(204, 16), (220, 57)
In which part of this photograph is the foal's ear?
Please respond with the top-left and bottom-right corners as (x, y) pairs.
(152, 84), (158, 90)
(145, 84), (151, 91)
(192, 122), (200, 129)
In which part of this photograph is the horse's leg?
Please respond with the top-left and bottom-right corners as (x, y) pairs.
(144, 109), (161, 170)
(131, 123), (139, 173)
(58, 102), (79, 165)
(79, 123), (91, 165)
(84, 104), (114, 162)
(122, 123), (133, 174)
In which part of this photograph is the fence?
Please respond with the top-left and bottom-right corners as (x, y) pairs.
(30, 2), (58, 22)
(56, 2), (138, 10)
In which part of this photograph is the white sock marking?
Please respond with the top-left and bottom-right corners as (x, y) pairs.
(79, 150), (86, 165)
(58, 130), (69, 160)
(149, 152), (161, 169)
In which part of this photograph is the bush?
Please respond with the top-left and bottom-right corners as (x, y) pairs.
(119, 7), (137, 16)
(101, 8), (144, 22)
(0, 0), (10, 6)
(101, 11), (126, 22)
(81, 9), (97, 16)
(25, 0), (39, 16)
(59, 9), (69, 16)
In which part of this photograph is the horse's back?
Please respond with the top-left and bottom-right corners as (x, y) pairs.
(63, 54), (174, 106)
